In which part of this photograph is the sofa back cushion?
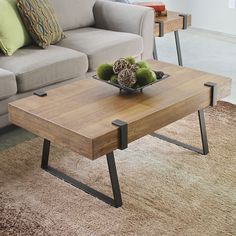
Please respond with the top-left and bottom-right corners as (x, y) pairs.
(50, 0), (96, 31)
(0, 0), (32, 56)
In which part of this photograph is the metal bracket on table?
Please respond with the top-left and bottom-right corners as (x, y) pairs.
(156, 21), (164, 37)
(112, 119), (128, 150)
(204, 82), (218, 107)
(179, 14), (188, 30)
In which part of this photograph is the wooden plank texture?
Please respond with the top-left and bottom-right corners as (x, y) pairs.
(8, 60), (231, 160)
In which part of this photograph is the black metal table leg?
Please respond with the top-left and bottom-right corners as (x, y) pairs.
(41, 139), (122, 208)
(151, 82), (217, 155)
(198, 110), (209, 155)
(151, 109), (209, 155)
(107, 152), (122, 207)
(40, 119), (128, 207)
(41, 139), (50, 169)
(174, 30), (183, 66)
(153, 37), (158, 60)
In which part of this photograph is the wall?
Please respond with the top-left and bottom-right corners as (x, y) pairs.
(129, 0), (236, 35)
(163, 0), (236, 36)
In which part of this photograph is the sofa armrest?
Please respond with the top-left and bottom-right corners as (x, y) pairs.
(93, 0), (154, 59)
(0, 69), (17, 100)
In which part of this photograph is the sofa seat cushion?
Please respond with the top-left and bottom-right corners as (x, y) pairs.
(0, 46), (88, 92)
(57, 27), (143, 70)
(0, 69), (17, 100)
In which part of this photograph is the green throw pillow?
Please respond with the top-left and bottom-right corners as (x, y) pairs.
(0, 0), (32, 56)
(17, 0), (65, 49)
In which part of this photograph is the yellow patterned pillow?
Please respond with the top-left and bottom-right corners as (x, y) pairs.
(17, 0), (65, 48)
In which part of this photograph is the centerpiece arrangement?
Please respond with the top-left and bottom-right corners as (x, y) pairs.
(93, 57), (169, 93)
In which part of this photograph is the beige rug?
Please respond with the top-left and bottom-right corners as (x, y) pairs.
(0, 102), (236, 236)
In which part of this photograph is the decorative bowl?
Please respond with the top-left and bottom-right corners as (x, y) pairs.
(93, 71), (169, 93)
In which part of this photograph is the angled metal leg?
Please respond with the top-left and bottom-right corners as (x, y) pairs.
(198, 110), (209, 155)
(153, 37), (158, 60)
(151, 109), (209, 155)
(107, 152), (122, 207)
(41, 139), (50, 169)
(174, 30), (183, 66)
(41, 139), (122, 208)
(152, 82), (217, 155)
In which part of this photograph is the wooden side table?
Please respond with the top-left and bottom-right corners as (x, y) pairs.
(153, 11), (192, 66)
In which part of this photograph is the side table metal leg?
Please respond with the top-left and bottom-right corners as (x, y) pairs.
(153, 37), (158, 60)
(174, 30), (183, 66)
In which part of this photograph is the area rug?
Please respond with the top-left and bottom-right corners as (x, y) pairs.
(0, 102), (236, 236)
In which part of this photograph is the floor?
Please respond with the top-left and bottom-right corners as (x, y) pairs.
(0, 126), (35, 151)
(155, 28), (236, 104)
(0, 28), (235, 151)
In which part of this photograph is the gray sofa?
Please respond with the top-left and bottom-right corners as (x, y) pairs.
(0, 0), (154, 128)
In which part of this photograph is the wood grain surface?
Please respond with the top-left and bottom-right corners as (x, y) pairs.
(8, 60), (231, 160)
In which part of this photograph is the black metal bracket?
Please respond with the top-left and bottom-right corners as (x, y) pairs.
(41, 139), (122, 208)
(179, 14), (188, 30)
(204, 82), (218, 107)
(156, 21), (164, 37)
(112, 119), (128, 150)
(151, 109), (209, 155)
(33, 90), (47, 97)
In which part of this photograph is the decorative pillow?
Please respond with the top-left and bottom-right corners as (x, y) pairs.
(17, 0), (65, 48)
(0, 0), (32, 56)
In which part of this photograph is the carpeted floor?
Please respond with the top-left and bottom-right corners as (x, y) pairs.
(0, 102), (236, 236)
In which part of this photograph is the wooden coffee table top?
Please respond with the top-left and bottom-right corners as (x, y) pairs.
(8, 60), (231, 160)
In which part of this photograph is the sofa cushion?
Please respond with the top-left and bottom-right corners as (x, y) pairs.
(0, 46), (88, 92)
(50, 0), (96, 31)
(17, 0), (65, 48)
(57, 27), (143, 70)
(0, 69), (17, 100)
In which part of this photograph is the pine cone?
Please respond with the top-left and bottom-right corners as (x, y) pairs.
(113, 58), (130, 74)
(130, 64), (139, 72)
(118, 69), (136, 88)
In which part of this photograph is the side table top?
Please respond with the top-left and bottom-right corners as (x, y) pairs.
(154, 11), (192, 37)
(8, 60), (231, 160)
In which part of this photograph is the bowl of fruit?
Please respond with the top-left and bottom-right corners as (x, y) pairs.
(93, 57), (169, 93)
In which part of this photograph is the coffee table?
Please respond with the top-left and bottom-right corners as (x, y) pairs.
(8, 60), (231, 208)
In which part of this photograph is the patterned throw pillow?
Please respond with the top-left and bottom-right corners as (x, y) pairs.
(17, 0), (65, 48)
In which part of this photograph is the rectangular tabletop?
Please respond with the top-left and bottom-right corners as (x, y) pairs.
(8, 60), (231, 160)
(154, 11), (192, 37)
